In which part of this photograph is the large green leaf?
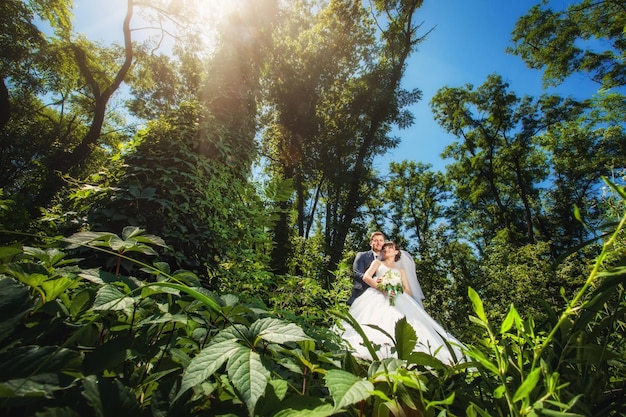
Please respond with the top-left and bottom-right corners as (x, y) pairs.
(22, 246), (75, 268)
(12, 271), (47, 290)
(227, 347), (271, 416)
(41, 276), (78, 302)
(177, 339), (242, 400)
(69, 288), (94, 317)
(250, 317), (313, 344)
(82, 375), (140, 417)
(255, 379), (289, 415)
(500, 304), (521, 334)
(0, 346), (80, 398)
(64, 231), (115, 248)
(121, 225), (167, 247)
(0, 346), (81, 380)
(0, 277), (32, 343)
(210, 323), (251, 344)
(325, 369), (374, 411)
(66, 228), (165, 257)
(272, 396), (335, 417)
(109, 236), (140, 252)
(91, 284), (135, 311)
(468, 287), (488, 324)
(79, 268), (141, 289)
(512, 367), (541, 403)
(394, 317), (417, 359)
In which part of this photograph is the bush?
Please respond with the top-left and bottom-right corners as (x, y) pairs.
(1, 180), (624, 416)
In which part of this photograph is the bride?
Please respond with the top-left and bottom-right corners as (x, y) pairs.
(340, 241), (464, 364)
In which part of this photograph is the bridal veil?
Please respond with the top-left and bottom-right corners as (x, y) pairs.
(397, 250), (424, 307)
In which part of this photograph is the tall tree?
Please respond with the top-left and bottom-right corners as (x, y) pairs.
(431, 74), (586, 250)
(127, 0), (278, 172)
(2, 0), (236, 218)
(261, 0), (379, 273)
(87, 103), (273, 285)
(539, 91), (626, 250)
(261, 0), (428, 283)
(383, 161), (449, 252)
(201, 0), (278, 171)
(86, 0), (279, 281)
(0, 0), (136, 221)
(323, 0), (426, 286)
(508, 0), (626, 250)
(509, 0), (626, 89)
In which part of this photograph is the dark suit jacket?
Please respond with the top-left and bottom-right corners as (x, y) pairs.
(348, 250), (377, 305)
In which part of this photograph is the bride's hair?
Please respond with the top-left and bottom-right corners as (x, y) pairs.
(383, 241), (402, 261)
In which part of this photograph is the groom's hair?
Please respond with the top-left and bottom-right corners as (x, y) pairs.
(370, 231), (384, 242)
(383, 241), (402, 261)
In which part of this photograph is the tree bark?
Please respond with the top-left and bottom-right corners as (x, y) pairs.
(0, 78), (10, 130)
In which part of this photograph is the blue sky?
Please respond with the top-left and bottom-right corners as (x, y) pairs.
(70, 1), (599, 173)
(378, 1), (599, 174)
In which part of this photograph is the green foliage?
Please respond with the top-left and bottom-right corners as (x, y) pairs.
(0, 231), (332, 416)
(1, 31), (132, 230)
(260, 0), (426, 282)
(432, 74), (589, 249)
(480, 240), (567, 323)
(1, 196), (625, 415)
(87, 104), (272, 285)
(509, 0), (626, 89)
(463, 181), (626, 415)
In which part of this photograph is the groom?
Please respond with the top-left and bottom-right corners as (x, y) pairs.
(347, 231), (385, 305)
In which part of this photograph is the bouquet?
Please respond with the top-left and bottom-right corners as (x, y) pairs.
(380, 269), (403, 306)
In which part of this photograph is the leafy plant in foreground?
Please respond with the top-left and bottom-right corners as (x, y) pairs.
(462, 179), (626, 416)
(1, 176), (625, 417)
(0, 228), (376, 416)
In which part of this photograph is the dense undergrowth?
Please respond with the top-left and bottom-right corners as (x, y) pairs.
(0, 184), (625, 416)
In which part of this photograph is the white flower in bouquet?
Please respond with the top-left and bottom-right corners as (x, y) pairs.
(380, 269), (403, 306)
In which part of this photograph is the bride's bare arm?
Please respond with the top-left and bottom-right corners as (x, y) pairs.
(362, 260), (382, 289)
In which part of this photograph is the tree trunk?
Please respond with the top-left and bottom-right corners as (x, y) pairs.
(36, 1), (135, 207)
(270, 201), (291, 274)
(0, 78), (10, 130)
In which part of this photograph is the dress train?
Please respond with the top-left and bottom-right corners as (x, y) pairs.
(340, 266), (464, 364)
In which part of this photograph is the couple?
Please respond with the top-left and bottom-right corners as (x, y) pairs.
(342, 232), (464, 364)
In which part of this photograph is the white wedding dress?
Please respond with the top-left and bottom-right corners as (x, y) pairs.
(340, 264), (465, 364)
